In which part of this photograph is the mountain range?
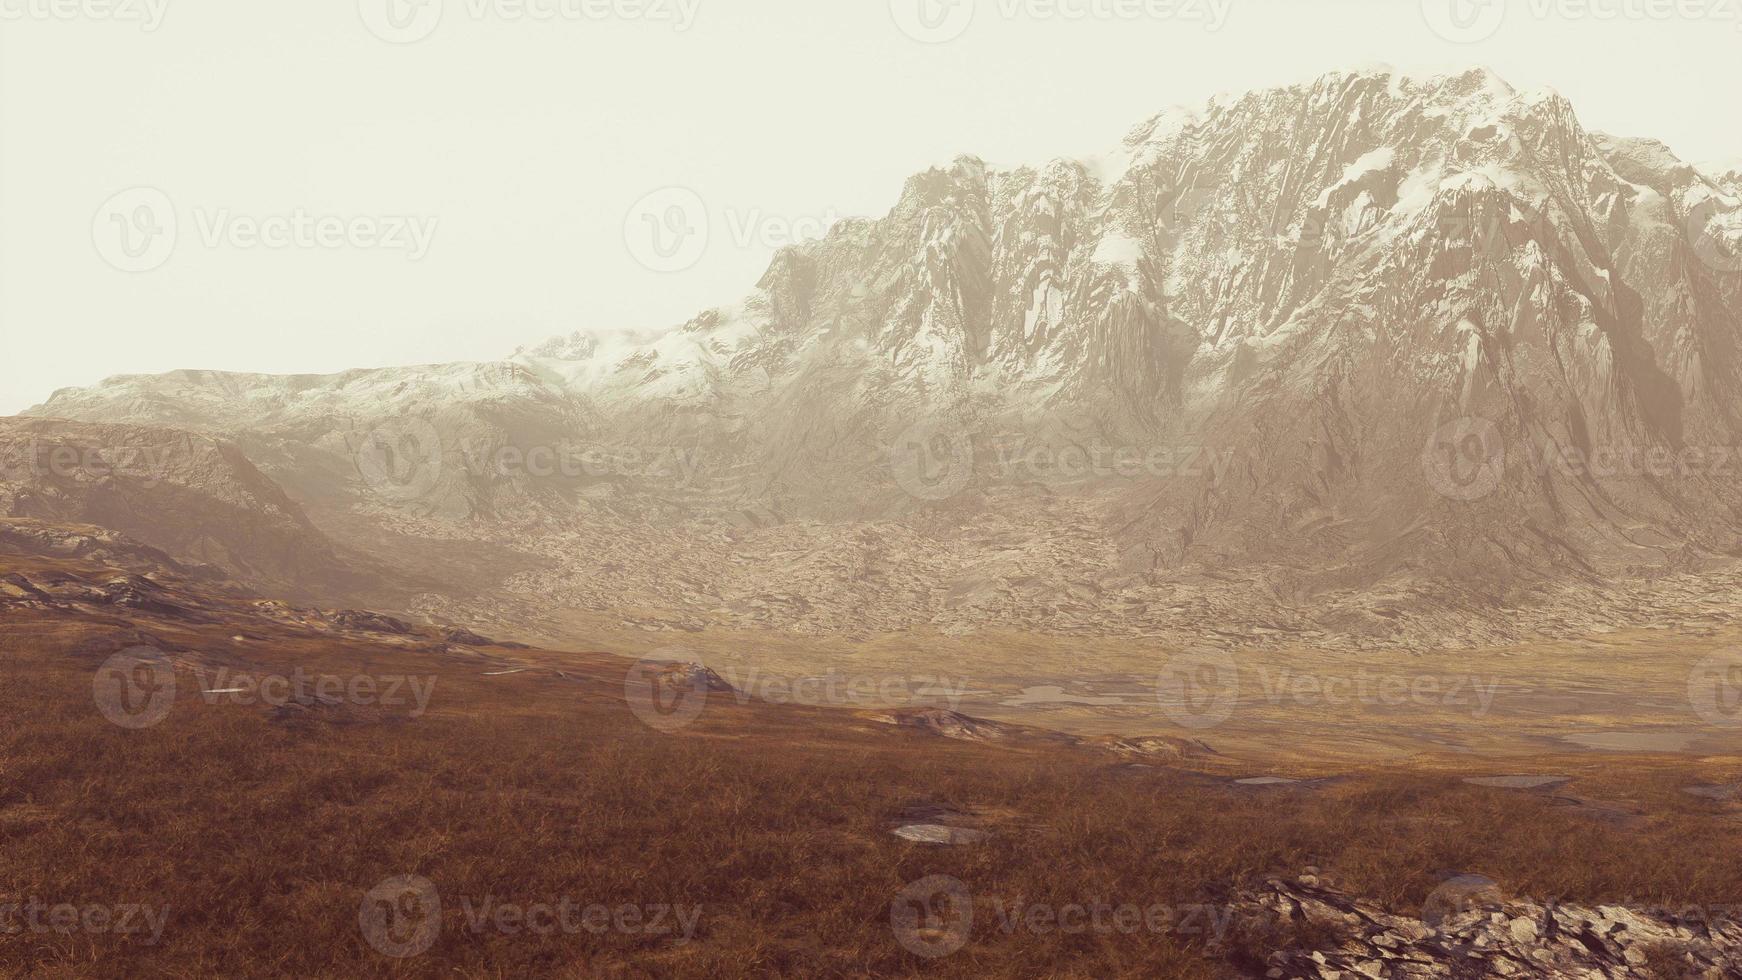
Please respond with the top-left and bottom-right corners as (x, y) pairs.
(16, 66), (1742, 650)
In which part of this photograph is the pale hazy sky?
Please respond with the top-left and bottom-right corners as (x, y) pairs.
(2, 0), (1739, 414)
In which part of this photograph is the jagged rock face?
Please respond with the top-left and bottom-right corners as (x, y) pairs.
(1098, 70), (1742, 581)
(22, 68), (1742, 633)
(0, 418), (355, 599)
(1703, 159), (1742, 197)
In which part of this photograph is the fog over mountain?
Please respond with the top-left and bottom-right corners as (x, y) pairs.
(20, 67), (1742, 649)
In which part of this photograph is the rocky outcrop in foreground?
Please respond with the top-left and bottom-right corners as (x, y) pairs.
(1230, 874), (1742, 978)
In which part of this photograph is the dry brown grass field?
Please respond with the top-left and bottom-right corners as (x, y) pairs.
(3, 548), (1741, 978)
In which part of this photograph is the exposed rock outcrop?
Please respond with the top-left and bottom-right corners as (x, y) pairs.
(1227, 874), (1742, 978)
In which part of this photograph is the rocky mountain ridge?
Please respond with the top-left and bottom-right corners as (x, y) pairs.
(0, 418), (366, 601)
(22, 67), (1742, 645)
